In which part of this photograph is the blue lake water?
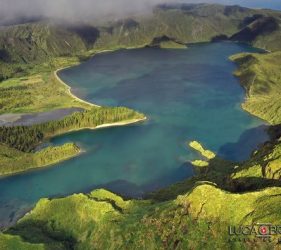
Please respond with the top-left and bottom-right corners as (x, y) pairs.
(0, 42), (268, 227)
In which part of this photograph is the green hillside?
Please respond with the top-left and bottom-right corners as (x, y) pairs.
(2, 184), (281, 249)
(1, 3), (281, 249)
(230, 51), (281, 124)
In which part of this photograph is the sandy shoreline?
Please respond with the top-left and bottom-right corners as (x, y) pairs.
(54, 69), (100, 108)
(93, 117), (147, 129)
(54, 49), (116, 109)
(53, 50), (148, 133)
(53, 49), (148, 132)
(51, 117), (147, 137)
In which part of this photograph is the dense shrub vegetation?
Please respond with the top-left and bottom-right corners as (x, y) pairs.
(0, 107), (144, 175)
(0, 126), (43, 152)
(0, 107), (145, 152)
(0, 143), (80, 176)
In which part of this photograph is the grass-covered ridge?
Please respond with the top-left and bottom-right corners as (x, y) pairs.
(2, 185), (281, 249)
(230, 51), (281, 124)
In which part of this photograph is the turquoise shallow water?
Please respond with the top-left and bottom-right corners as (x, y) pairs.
(0, 42), (268, 227)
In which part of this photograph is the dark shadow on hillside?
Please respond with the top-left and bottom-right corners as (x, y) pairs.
(0, 49), (11, 63)
(114, 18), (139, 30)
(149, 157), (281, 201)
(239, 14), (264, 29)
(218, 125), (268, 161)
(268, 124), (281, 140)
(230, 177), (281, 193)
(211, 34), (228, 42)
(230, 17), (279, 42)
(149, 128), (276, 201)
(67, 25), (100, 48)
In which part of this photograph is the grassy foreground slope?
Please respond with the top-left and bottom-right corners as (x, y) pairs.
(231, 51), (281, 124)
(0, 234), (45, 250)
(2, 186), (281, 249)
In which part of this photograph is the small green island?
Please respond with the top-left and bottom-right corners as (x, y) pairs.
(1, 3), (281, 250)
(188, 141), (216, 168)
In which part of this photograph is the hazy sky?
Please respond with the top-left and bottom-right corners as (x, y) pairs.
(0, 0), (280, 23)
(208, 0), (281, 10)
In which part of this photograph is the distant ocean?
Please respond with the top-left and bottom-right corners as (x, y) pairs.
(236, 0), (281, 10)
(203, 0), (281, 11)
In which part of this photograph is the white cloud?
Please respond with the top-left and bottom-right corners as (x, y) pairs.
(0, 0), (175, 22)
(0, 0), (280, 23)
